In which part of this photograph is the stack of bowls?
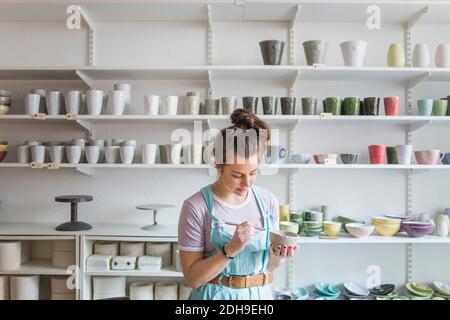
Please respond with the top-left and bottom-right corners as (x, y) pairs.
(342, 282), (370, 300)
(289, 210), (304, 234)
(370, 284), (397, 300)
(384, 214), (414, 232)
(313, 283), (340, 300)
(323, 221), (342, 237)
(302, 210), (323, 237)
(345, 223), (374, 238)
(0, 90), (11, 115)
(433, 281), (450, 299)
(279, 221), (299, 234)
(337, 215), (364, 232)
(0, 141), (7, 162)
(402, 221), (433, 237)
(404, 282), (434, 300)
(372, 216), (401, 236)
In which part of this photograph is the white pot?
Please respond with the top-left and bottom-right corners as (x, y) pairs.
(142, 144), (157, 164)
(120, 146), (135, 164)
(51, 276), (74, 294)
(52, 250), (75, 268)
(119, 242), (145, 257)
(0, 241), (21, 271)
(155, 281), (178, 300)
(94, 241), (119, 256)
(10, 275), (40, 300)
(163, 96), (178, 115)
(113, 83), (131, 114)
(93, 276), (126, 299)
(86, 90), (104, 115)
(108, 90), (125, 115)
(412, 43), (430, 67)
(179, 282), (192, 300)
(144, 95), (160, 115)
(104, 146), (120, 164)
(0, 275), (9, 300)
(130, 282), (154, 300)
(340, 40), (367, 67)
(435, 43), (450, 68)
(145, 242), (172, 267)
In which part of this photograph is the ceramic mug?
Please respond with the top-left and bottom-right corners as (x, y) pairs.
(387, 43), (405, 67)
(24, 93), (41, 115)
(144, 95), (159, 115)
(30, 145), (46, 163)
(114, 83), (131, 114)
(88, 139), (105, 163)
(187, 95), (200, 115)
(441, 152), (450, 165)
(30, 89), (46, 113)
(340, 40), (367, 67)
(45, 91), (63, 115)
(48, 145), (65, 164)
(368, 145), (386, 164)
(85, 146), (100, 164)
(417, 99), (433, 116)
(362, 97), (380, 116)
(384, 97), (400, 116)
(64, 90), (83, 115)
(267, 145), (287, 164)
(108, 90), (125, 115)
(414, 150), (445, 165)
(163, 96), (178, 115)
(386, 146), (398, 164)
(412, 44), (430, 67)
(104, 146), (120, 164)
(432, 99), (448, 116)
(396, 144), (413, 165)
(259, 40), (285, 65)
(66, 145), (82, 164)
(301, 98), (317, 115)
(86, 90), (104, 115)
(221, 96), (237, 115)
(435, 44), (450, 68)
(323, 97), (342, 115)
(120, 146), (135, 164)
(303, 40), (328, 66)
(141, 144), (157, 164)
(262, 96), (278, 115)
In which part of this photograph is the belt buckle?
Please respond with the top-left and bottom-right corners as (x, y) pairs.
(244, 275), (251, 288)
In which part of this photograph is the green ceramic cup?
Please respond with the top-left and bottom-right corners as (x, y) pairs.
(323, 97), (342, 115)
(432, 99), (448, 116)
(386, 146), (398, 164)
(342, 97), (360, 116)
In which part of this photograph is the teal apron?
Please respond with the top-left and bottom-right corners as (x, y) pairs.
(189, 184), (274, 300)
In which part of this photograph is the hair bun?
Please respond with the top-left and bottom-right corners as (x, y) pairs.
(230, 108), (255, 129)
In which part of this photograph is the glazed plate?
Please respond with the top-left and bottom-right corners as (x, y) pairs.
(343, 282), (369, 296)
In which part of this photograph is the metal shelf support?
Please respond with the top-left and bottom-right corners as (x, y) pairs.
(288, 5), (300, 66)
(78, 5), (95, 66)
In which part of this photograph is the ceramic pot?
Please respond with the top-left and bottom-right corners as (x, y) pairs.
(64, 90), (83, 115)
(362, 97), (380, 116)
(10, 275), (39, 300)
(16, 145), (30, 163)
(301, 98), (317, 115)
(187, 95), (200, 115)
(104, 146), (120, 164)
(30, 145), (46, 163)
(396, 145), (413, 165)
(323, 97), (342, 115)
(205, 98), (220, 115)
(108, 90), (125, 115)
(242, 96), (258, 114)
(280, 97), (296, 115)
(66, 145), (82, 164)
(342, 97), (360, 115)
(259, 40), (285, 65)
(417, 99), (433, 116)
(262, 96), (278, 115)
(85, 146), (100, 164)
(368, 145), (386, 164)
(387, 43), (405, 67)
(163, 96), (178, 115)
(386, 146), (398, 164)
(144, 95), (159, 115)
(48, 145), (65, 164)
(142, 144), (157, 164)
(432, 99), (448, 116)
(93, 276), (126, 300)
(155, 281), (178, 300)
(130, 282), (154, 300)
(303, 40), (328, 65)
(30, 89), (46, 113)
(24, 93), (41, 115)
(86, 90), (104, 115)
(113, 83), (131, 114)
(340, 40), (367, 67)
(120, 146), (135, 164)
(45, 91), (63, 115)
(435, 44), (450, 68)
(159, 144), (182, 164)
(442, 152), (450, 165)
(145, 242), (172, 267)
(412, 44), (430, 67)
(384, 97), (400, 116)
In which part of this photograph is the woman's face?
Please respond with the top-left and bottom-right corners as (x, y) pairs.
(218, 153), (259, 197)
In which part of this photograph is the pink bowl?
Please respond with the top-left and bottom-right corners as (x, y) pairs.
(402, 221), (433, 237)
(414, 150), (444, 165)
(0, 151), (7, 162)
(313, 154), (337, 164)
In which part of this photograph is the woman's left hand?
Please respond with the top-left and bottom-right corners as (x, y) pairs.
(266, 243), (298, 272)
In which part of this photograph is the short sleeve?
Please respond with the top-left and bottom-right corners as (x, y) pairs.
(178, 200), (205, 252)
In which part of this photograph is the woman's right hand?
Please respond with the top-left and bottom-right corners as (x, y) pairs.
(225, 221), (257, 257)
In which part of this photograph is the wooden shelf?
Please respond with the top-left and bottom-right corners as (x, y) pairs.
(0, 259), (71, 275)
(84, 265), (182, 277)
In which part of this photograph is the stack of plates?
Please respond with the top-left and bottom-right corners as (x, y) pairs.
(313, 283), (340, 300)
(433, 281), (450, 299)
(369, 284), (397, 300)
(52, 240), (75, 268)
(405, 282), (434, 300)
(342, 282), (370, 300)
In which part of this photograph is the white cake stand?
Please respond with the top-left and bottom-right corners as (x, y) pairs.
(136, 204), (175, 231)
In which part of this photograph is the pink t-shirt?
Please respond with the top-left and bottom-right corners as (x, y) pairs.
(178, 186), (279, 253)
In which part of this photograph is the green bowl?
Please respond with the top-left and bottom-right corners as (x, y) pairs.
(290, 210), (305, 220)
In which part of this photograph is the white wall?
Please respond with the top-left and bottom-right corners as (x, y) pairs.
(0, 14), (449, 290)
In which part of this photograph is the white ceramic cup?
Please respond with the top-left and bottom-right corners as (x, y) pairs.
(396, 144), (413, 165)
(86, 146), (100, 164)
(435, 43), (450, 68)
(114, 83), (131, 114)
(192, 144), (203, 165)
(86, 90), (104, 115)
(16, 145), (30, 163)
(48, 145), (65, 164)
(182, 144), (193, 164)
(340, 40), (367, 67)
(130, 282), (154, 300)
(88, 139), (105, 163)
(66, 145), (82, 164)
(144, 95), (160, 115)
(120, 146), (135, 164)
(10, 275), (39, 300)
(412, 43), (430, 67)
(104, 146), (120, 164)
(186, 96), (200, 115)
(30, 145), (46, 163)
(108, 90), (125, 115)
(155, 281), (178, 300)
(64, 90), (83, 115)
(71, 138), (86, 163)
(45, 91), (63, 115)
(170, 144), (182, 164)
(163, 96), (178, 115)
(142, 144), (157, 164)
(24, 93), (41, 115)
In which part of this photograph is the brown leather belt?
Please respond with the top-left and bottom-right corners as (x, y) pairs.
(209, 272), (273, 289)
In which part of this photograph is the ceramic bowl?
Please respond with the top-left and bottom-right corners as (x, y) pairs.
(314, 283), (340, 297)
(279, 221), (299, 234)
(370, 284), (395, 296)
(323, 221), (342, 237)
(402, 221), (433, 237)
(290, 154), (311, 164)
(302, 221), (322, 237)
(289, 220), (303, 234)
(374, 223), (401, 236)
(343, 282), (369, 296)
(0, 105), (10, 115)
(337, 216), (365, 232)
(405, 282), (433, 297)
(304, 210), (323, 222)
(292, 287), (309, 300)
(313, 153), (338, 164)
(270, 230), (298, 248)
(345, 223), (374, 238)
(384, 214), (414, 232)
(289, 211), (304, 220)
(340, 153), (359, 164)
(371, 216), (401, 225)
(433, 281), (450, 296)
(0, 151), (7, 162)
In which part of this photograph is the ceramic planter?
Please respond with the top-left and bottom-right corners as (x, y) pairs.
(362, 97), (380, 116)
(387, 43), (405, 67)
(10, 275), (39, 300)
(261, 96), (278, 115)
(86, 90), (104, 115)
(384, 96), (400, 116)
(412, 44), (430, 67)
(205, 98), (219, 115)
(259, 40), (285, 65)
(221, 96), (237, 115)
(342, 97), (360, 115)
(303, 40), (328, 65)
(45, 91), (63, 115)
(340, 40), (367, 67)
(24, 93), (41, 115)
(0, 241), (21, 270)
(155, 281), (178, 300)
(368, 145), (386, 164)
(108, 90), (125, 115)
(396, 144), (413, 165)
(163, 96), (178, 115)
(301, 98), (317, 115)
(323, 97), (342, 115)
(417, 99), (433, 116)
(146, 242), (172, 267)
(130, 282), (154, 300)
(114, 83), (131, 114)
(30, 89), (46, 113)
(141, 144), (158, 164)
(242, 96), (258, 114)
(93, 276), (126, 300)
(187, 95), (200, 115)
(435, 44), (450, 68)
(64, 90), (83, 115)
(386, 146), (398, 164)
(432, 99), (448, 116)
(144, 95), (160, 115)
(280, 97), (296, 115)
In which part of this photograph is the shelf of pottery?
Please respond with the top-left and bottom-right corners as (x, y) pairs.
(0, 237), (78, 300)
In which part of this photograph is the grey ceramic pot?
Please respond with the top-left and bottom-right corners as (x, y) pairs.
(262, 96), (278, 115)
(280, 97), (296, 115)
(243, 97), (258, 114)
(301, 98), (317, 115)
(340, 153), (359, 164)
(259, 40), (285, 65)
(303, 40), (328, 66)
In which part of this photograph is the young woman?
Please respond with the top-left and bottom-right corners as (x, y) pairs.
(178, 108), (298, 300)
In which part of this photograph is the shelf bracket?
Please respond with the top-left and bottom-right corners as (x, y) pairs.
(76, 166), (93, 176)
(410, 168), (432, 176)
(289, 119), (301, 133)
(288, 5), (300, 66)
(407, 120), (431, 133)
(406, 243), (413, 283)
(75, 70), (94, 89)
(406, 6), (429, 30)
(207, 4), (213, 66)
(208, 69), (213, 98)
(75, 119), (93, 134)
(288, 70), (300, 97)
(78, 5), (96, 66)
(407, 72), (430, 89)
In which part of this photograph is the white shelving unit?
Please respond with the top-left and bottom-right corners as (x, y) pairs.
(1, 0), (450, 299)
